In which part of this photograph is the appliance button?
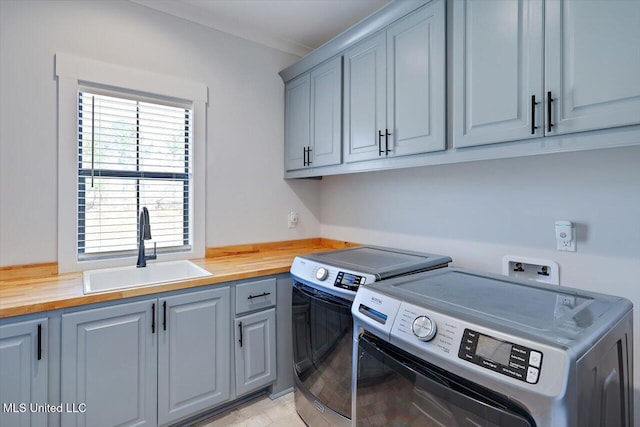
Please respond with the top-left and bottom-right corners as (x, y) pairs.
(529, 351), (542, 368)
(315, 268), (329, 281)
(526, 366), (539, 383)
(512, 346), (528, 355)
(412, 316), (437, 342)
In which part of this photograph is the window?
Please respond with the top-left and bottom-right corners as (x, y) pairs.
(77, 89), (192, 260)
(56, 53), (207, 272)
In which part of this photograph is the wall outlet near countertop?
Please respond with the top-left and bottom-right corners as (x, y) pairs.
(288, 210), (298, 228)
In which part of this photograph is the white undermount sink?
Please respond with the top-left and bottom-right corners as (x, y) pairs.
(83, 260), (212, 294)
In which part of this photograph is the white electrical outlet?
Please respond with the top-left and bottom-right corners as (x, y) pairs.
(555, 220), (576, 252)
(288, 210), (298, 228)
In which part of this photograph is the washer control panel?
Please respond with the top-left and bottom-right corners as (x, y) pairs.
(458, 329), (543, 384)
(334, 271), (366, 291)
(290, 256), (376, 300)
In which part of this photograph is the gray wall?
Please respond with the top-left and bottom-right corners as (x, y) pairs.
(0, 0), (322, 266)
(321, 146), (640, 259)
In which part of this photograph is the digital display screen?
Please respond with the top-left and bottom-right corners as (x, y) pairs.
(475, 334), (512, 365)
(337, 273), (360, 286)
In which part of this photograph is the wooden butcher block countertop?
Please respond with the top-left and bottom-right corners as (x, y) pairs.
(0, 238), (358, 319)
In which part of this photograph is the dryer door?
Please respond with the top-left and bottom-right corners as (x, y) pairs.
(355, 333), (536, 427)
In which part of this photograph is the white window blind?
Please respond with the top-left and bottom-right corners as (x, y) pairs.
(77, 88), (192, 260)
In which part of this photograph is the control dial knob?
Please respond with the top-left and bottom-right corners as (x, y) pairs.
(315, 267), (329, 281)
(412, 316), (437, 342)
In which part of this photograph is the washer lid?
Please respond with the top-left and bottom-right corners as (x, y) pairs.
(300, 246), (451, 279)
(369, 268), (632, 347)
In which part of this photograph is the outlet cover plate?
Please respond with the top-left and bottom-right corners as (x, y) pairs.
(502, 255), (560, 285)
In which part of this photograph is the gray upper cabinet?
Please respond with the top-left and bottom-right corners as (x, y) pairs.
(0, 318), (48, 427)
(310, 57), (343, 168)
(345, 0), (446, 162)
(61, 300), (157, 427)
(545, 0), (640, 135)
(387, 0), (446, 157)
(344, 31), (387, 163)
(158, 288), (230, 426)
(234, 308), (276, 397)
(284, 74), (310, 171)
(452, 0), (544, 148)
(284, 57), (342, 171)
(454, 0), (640, 148)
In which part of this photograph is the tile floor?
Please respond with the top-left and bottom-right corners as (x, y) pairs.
(194, 392), (306, 427)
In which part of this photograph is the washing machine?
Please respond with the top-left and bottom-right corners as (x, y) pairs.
(290, 245), (451, 427)
(351, 267), (633, 426)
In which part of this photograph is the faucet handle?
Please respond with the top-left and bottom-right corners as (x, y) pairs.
(147, 242), (157, 261)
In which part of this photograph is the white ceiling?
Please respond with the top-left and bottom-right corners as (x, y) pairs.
(130, 0), (391, 57)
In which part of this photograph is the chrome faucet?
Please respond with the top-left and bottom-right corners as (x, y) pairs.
(136, 207), (157, 268)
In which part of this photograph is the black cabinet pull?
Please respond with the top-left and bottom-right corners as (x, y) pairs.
(307, 147), (312, 165)
(303, 147), (307, 166)
(378, 130), (384, 155)
(151, 303), (155, 334)
(531, 95), (536, 134)
(37, 323), (42, 361)
(385, 129), (391, 154)
(547, 91), (554, 133)
(238, 322), (243, 348)
(248, 292), (271, 300)
(162, 301), (167, 331)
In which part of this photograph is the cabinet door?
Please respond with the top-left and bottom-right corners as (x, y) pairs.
(157, 288), (230, 426)
(234, 308), (276, 396)
(387, 0), (446, 157)
(545, 0), (640, 135)
(310, 56), (342, 167)
(0, 319), (47, 427)
(344, 31), (387, 163)
(61, 300), (157, 427)
(284, 73), (311, 171)
(453, 0), (544, 147)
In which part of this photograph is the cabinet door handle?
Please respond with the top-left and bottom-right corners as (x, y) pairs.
(238, 322), (243, 348)
(378, 130), (384, 156)
(37, 323), (42, 361)
(547, 91), (554, 133)
(151, 303), (156, 334)
(385, 129), (391, 154)
(248, 292), (271, 300)
(307, 147), (312, 165)
(303, 147), (307, 166)
(531, 95), (539, 134)
(162, 301), (167, 331)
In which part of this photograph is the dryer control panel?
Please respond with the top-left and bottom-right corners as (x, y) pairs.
(458, 329), (543, 384)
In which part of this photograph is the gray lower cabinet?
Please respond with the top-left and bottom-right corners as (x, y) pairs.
(158, 288), (230, 426)
(234, 308), (276, 396)
(61, 287), (231, 427)
(0, 318), (48, 427)
(61, 300), (157, 427)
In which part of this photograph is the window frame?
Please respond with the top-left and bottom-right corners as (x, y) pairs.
(56, 53), (207, 273)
